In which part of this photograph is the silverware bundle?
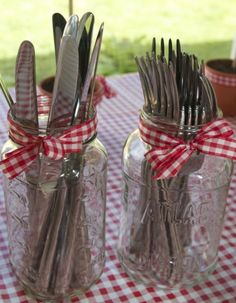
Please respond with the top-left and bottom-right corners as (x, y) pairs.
(130, 38), (219, 284)
(1, 12), (104, 297)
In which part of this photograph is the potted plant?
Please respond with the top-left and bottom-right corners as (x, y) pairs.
(205, 41), (236, 117)
(38, 75), (115, 107)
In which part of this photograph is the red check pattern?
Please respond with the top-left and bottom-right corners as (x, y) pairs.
(139, 118), (236, 179)
(0, 74), (236, 302)
(205, 69), (236, 87)
(15, 41), (37, 121)
(0, 115), (97, 179)
(37, 94), (51, 115)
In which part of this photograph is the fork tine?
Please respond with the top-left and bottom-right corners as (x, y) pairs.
(200, 75), (212, 122)
(162, 62), (173, 119)
(176, 39), (182, 86)
(204, 76), (218, 118)
(169, 62), (180, 121)
(157, 60), (167, 116)
(168, 38), (173, 64)
(200, 59), (205, 75)
(146, 52), (158, 113)
(176, 39), (181, 56)
(151, 58), (160, 114)
(136, 37), (211, 131)
(179, 53), (187, 108)
(152, 37), (156, 57)
(135, 57), (152, 113)
(171, 49), (176, 72)
(160, 37), (165, 62)
(191, 56), (200, 125)
(140, 56), (156, 109)
(146, 52), (153, 72)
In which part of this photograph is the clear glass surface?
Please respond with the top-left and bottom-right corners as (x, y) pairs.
(118, 120), (233, 289)
(1, 119), (108, 300)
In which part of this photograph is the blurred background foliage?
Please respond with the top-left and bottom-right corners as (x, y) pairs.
(0, 0), (235, 86)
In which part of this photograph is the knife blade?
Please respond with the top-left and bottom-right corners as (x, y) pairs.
(15, 40), (38, 127)
(63, 14), (79, 40)
(47, 35), (79, 128)
(52, 13), (67, 63)
(72, 22), (104, 123)
(79, 12), (94, 87)
(63, 13), (94, 102)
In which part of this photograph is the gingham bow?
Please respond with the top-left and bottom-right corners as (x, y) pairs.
(0, 115), (97, 179)
(139, 118), (236, 179)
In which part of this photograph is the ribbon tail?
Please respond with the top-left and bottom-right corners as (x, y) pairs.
(147, 148), (193, 179)
(196, 137), (236, 161)
(0, 145), (39, 179)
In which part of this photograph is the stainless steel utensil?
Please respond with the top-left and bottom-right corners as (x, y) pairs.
(33, 35), (79, 290)
(133, 38), (218, 284)
(62, 12), (94, 118)
(52, 13), (67, 63)
(15, 40), (38, 127)
(0, 74), (15, 110)
(76, 22), (104, 121)
(78, 12), (94, 87)
(48, 35), (79, 127)
(57, 23), (104, 290)
(45, 17), (102, 292)
(63, 14), (79, 40)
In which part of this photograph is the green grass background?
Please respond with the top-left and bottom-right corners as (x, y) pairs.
(0, 0), (235, 86)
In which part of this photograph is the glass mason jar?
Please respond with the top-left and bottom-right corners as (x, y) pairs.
(118, 112), (233, 289)
(1, 112), (107, 300)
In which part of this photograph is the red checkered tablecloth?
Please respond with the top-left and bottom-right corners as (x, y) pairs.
(0, 73), (236, 302)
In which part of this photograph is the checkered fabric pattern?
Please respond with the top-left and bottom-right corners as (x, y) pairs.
(15, 41), (37, 121)
(205, 69), (236, 87)
(0, 115), (97, 179)
(0, 74), (236, 302)
(139, 117), (236, 179)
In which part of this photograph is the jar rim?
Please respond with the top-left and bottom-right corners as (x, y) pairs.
(7, 109), (97, 145)
(8, 107), (96, 134)
(140, 109), (222, 132)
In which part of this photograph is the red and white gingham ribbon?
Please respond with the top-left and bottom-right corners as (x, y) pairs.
(139, 118), (236, 179)
(0, 115), (97, 179)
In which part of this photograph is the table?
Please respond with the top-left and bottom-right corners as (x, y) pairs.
(0, 73), (236, 302)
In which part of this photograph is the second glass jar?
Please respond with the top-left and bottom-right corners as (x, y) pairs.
(118, 112), (233, 288)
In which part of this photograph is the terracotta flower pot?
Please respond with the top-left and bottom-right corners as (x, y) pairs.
(205, 59), (236, 117)
(38, 75), (105, 106)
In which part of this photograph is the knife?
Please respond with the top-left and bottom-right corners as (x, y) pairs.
(63, 13), (94, 102)
(47, 35), (79, 128)
(52, 13), (67, 63)
(63, 14), (79, 40)
(77, 12), (94, 86)
(35, 34), (79, 289)
(73, 22), (104, 123)
(15, 40), (38, 127)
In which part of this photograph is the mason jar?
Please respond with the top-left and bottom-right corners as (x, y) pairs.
(117, 111), (233, 289)
(1, 110), (107, 301)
